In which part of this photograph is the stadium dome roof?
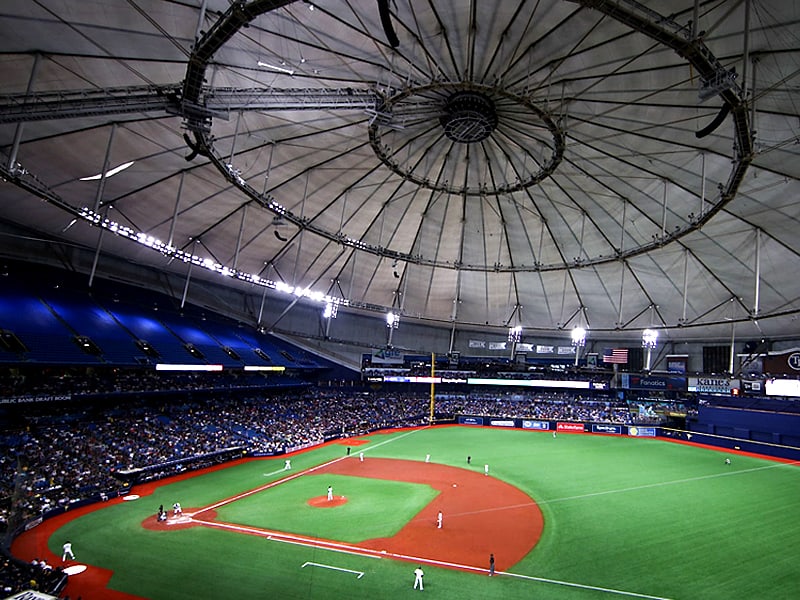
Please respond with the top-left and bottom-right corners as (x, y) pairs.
(1, 0), (798, 344)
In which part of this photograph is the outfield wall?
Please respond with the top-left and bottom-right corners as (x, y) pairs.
(455, 413), (800, 461)
(455, 414), (657, 438)
(687, 405), (800, 461)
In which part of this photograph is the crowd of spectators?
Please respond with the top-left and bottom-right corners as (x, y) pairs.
(0, 389), (429, 538)
(0, 550), (66, 597)
(436, 390), (635, 423)
(0, 382), (688, 598)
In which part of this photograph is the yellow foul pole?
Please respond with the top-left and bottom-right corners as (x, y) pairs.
(429, 352), (435, 424)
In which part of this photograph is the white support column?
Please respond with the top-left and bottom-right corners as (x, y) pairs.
(448, 269), (463, 354)
(750, 55), (759, 139)
(700, 152), (706, 217)
(661, 179), (668, 239)
(387, 313), (396, 347)
(263, 142), (275, 197)
(257, 281), (268, 327)
(8, 54), (40, 173)
(92, 123), (118, 213)
(233, 204), (248, 270)
(180, 241), (198, 309)
(324, 306), (333, 339)
(167, 171), (185, 248)
(292, 172), (310, 282)
(741, 0), (752, 99)
(88, 124), (118, 288)
(194, 0), (209, 43)
(617, 261), (626, 327)
(681, 249), (689, 324)
(88, 207), (108, 289)
(579, 211), (586, 261)
(229, 110), (243, 164)
(753, 227), (761, 317)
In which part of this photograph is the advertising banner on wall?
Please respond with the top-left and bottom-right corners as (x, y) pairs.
(741, 380), (763, 394)
(370, 348), (403, 364)
(489, 419), (515, 427)
(763, 349), (800, 375)
(0, 394), (72, 405)
(621, 374), (687, 391)
(687, 377), (732, 394)
(592, 424), (622, 434)
(557, 422), (585, 433)
(458, 416), (484, 425)
(627, 426), (657, 437)
(666, 355), (688, 373)
(522, 420), (550, 430)
(765, 378), (800, 397)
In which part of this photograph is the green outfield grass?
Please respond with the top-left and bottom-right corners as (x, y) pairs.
(44, 426), (800, 599)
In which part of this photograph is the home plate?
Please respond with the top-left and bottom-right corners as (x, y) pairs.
(64, 565), (88, 576)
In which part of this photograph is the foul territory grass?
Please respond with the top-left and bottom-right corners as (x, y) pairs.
(42, 426), (800, 600)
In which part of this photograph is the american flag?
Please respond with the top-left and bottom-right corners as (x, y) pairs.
(603, 348), (628, 364)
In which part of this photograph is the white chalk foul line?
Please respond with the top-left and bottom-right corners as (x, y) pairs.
(190, 516), (382, 560)
(499, 572), (673, 600)
(191, 517), (669, 599)
(302, 561), (364, 579)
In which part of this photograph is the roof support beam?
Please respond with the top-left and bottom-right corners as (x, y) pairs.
(0, 85), (380, 124)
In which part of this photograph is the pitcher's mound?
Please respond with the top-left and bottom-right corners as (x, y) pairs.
(307, 495), (348, 508)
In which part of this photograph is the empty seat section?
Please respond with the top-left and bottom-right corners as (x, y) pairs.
(107, 302), (201, 364)
(38, 287), (139, 365)
(156, 311), (240, 367)
(0, 283), (93, 364)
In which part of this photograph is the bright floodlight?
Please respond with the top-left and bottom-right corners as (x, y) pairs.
(571, 326), (586, 346)
(508, 325), (522, 342)
(642, 328), (659, 348)
(386, 312), (399, 328)
(323, 302), (337, 319)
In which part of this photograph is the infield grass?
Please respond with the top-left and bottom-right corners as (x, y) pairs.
(216, 473), (439, 541)
(42, 425), (800, 600)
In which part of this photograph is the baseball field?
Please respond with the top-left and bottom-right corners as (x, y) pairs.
(12, 425), (800, 599)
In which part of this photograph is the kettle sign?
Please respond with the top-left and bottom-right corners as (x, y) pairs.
(788, 353), (800, 370)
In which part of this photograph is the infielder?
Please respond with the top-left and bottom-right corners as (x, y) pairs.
(413, 566), (424, 590)
(62, 541), (75, 561)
